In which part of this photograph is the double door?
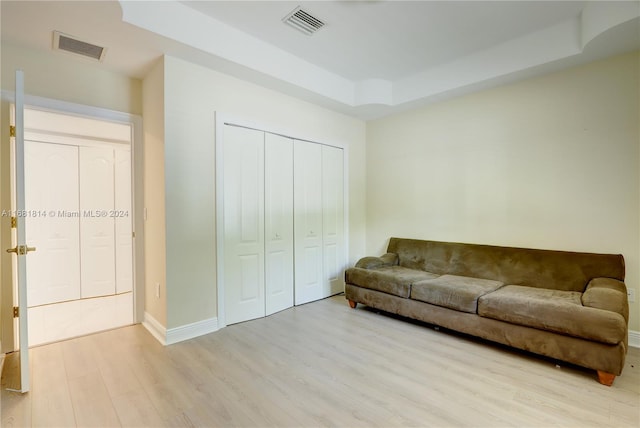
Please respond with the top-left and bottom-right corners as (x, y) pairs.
(25, 142), (133, 307)
(221, 124), (345, 325)
(223, 127), (294, 324)
(294, 141), (345, 305)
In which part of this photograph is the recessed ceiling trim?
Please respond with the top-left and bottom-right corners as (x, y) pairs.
(53, 31), (106, 61)
(118, 0), (640, 120)
(283, 6), (325, 36)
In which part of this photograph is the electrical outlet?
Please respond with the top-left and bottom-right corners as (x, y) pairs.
(628, 289), (635, 303)
(156, 282), (160, 299)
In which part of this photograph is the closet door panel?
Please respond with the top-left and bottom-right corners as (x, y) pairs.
(294, 141), (323, 305)
(25, 141), (81, 307)
(80, 146), (116, 298)
(223, 126), (265, 325)
(114, 148), (133, 294)
(265, 134), (294, 315)
(322, 146), (345, 296)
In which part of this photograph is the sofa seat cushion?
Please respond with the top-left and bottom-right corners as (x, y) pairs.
(478, 285), (626, 345)
(410, 275), (504, 313)
(345, 266), (439, 298)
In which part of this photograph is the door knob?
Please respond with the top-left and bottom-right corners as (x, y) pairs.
(6, 245), (36, 255)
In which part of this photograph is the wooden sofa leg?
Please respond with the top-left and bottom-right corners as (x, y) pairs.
(347, 299), (357, 309)
(597, 371), (616, 386)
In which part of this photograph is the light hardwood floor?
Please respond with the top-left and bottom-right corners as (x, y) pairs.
(1, 295), (639, 427)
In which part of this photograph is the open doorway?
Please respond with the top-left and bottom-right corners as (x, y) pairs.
(14, 106), (137, 346)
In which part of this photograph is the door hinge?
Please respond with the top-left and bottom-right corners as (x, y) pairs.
(11, 216), (17, 228)
(13, 306), (19, 318)
(9, 125), (16, 138)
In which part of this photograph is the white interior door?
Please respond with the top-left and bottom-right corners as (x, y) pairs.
(264, 133), (294, 316)
(294, 141), (323, 305)
(79, 146), (116, 298)
(24, 141), (81, 307)
(322, 145), (345, 296)
(223, 125), (265, 325)
(7, 70), (32, 392)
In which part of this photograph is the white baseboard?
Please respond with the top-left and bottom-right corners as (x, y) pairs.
(142, 312), (219, 346)
(166, 316), (218, 345)
(144, 311), (637, 349)
(142, 312), (167, 346)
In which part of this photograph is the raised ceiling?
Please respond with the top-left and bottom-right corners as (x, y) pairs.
(183, 1), (586, 82)
(2, 1), (639, 119)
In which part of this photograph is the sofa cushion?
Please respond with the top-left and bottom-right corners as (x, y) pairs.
(410, 275), (504, 313)
(345, 266), (439, 298)
(478, 285), (627, 344)
(386, 238), (625, 293)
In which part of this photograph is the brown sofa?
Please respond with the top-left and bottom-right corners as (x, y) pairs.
(345, 238), (629, 386)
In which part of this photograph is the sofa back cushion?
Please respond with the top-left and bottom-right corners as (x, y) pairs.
(387, 238), (624, 292)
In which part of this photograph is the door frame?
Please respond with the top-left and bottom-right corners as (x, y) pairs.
(215, 112), (349, 329)
(1, 91), (145, 353)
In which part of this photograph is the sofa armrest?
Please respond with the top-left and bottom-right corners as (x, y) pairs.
(355, 252), (399, 269)
(582, 278), (629, 323)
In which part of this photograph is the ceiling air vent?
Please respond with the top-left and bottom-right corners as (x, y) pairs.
(283, 6), (325, 36)
(53, 31), (106, 61)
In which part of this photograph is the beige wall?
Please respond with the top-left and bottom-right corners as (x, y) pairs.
(141, 58), (167, 326)
(0, 42), (143, 350)
(1, 43), (142, 115)
(161, 55), (367, 329)
(366, 51), (640, 332)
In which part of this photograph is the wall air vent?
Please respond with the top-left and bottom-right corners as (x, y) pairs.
(283, 6), (325, 36)
(53, 31), (106, 61)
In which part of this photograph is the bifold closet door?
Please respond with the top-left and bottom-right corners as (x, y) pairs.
(24, 141), (81, 306)
(223, 126), (266, 325)
(264, 133), (294, 316)
(79, 146), (116, 298)
(294, 141), (323, 305)
(220, 125), (344, 318)
(114, 148), (133, 294)
(322, 145), (345, 296)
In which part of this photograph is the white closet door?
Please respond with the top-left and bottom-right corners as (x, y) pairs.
(322, 146), (345, 296)
(265, 133), (294, 316)
(294, 141), (323, 305)
(114, 148), (133, 294)
(223, 126), (265, 325)
(25, 141), (81, 307)
(79, 146), (116, 298)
